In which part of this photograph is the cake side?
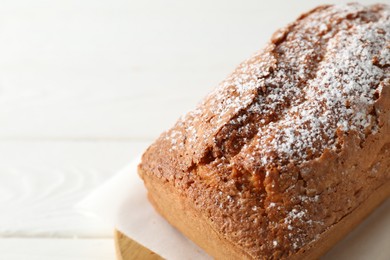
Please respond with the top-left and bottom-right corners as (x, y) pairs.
(139, 165), (390, 260)
(139, 3), (390, 259)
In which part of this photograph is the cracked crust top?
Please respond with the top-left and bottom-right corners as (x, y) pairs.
(139, 3), (390, 259)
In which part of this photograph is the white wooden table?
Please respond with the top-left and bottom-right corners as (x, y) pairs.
(0, 0), (385, 259)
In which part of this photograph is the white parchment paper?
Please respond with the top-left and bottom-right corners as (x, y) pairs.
(77, 156), (390, 260)
(77, 157), (211, 260)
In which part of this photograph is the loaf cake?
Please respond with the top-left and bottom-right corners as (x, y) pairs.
(138, 3), (390, 259)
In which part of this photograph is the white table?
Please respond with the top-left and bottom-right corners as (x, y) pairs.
(0, 0), (386, 259)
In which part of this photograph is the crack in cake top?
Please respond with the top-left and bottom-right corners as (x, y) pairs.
(164, 3), (390, 172)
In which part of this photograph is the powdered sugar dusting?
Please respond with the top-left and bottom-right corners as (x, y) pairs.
(238, 4), (389, 168)
(165, 4), (389, 171)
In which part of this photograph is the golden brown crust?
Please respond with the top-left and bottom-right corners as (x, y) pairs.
(140, 169), (390, 260)
(292, 181), (390, 260)
(140, 169), (253, 260)
(139, 3), (390, 259)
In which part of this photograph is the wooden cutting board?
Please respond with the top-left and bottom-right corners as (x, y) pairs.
(114, 230), (163, 260)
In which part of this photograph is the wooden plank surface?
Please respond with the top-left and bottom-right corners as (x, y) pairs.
(0, 0), (385, 259)
(0, 238), (115, 260)
(0, 140), (150, 237)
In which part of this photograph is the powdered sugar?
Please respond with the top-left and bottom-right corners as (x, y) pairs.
(238, 4), (389, 167)
(287, 208), (306, 221)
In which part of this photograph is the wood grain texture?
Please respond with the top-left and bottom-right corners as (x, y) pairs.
(0, 141), (150, 237)
(115, 230), (162, 260)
